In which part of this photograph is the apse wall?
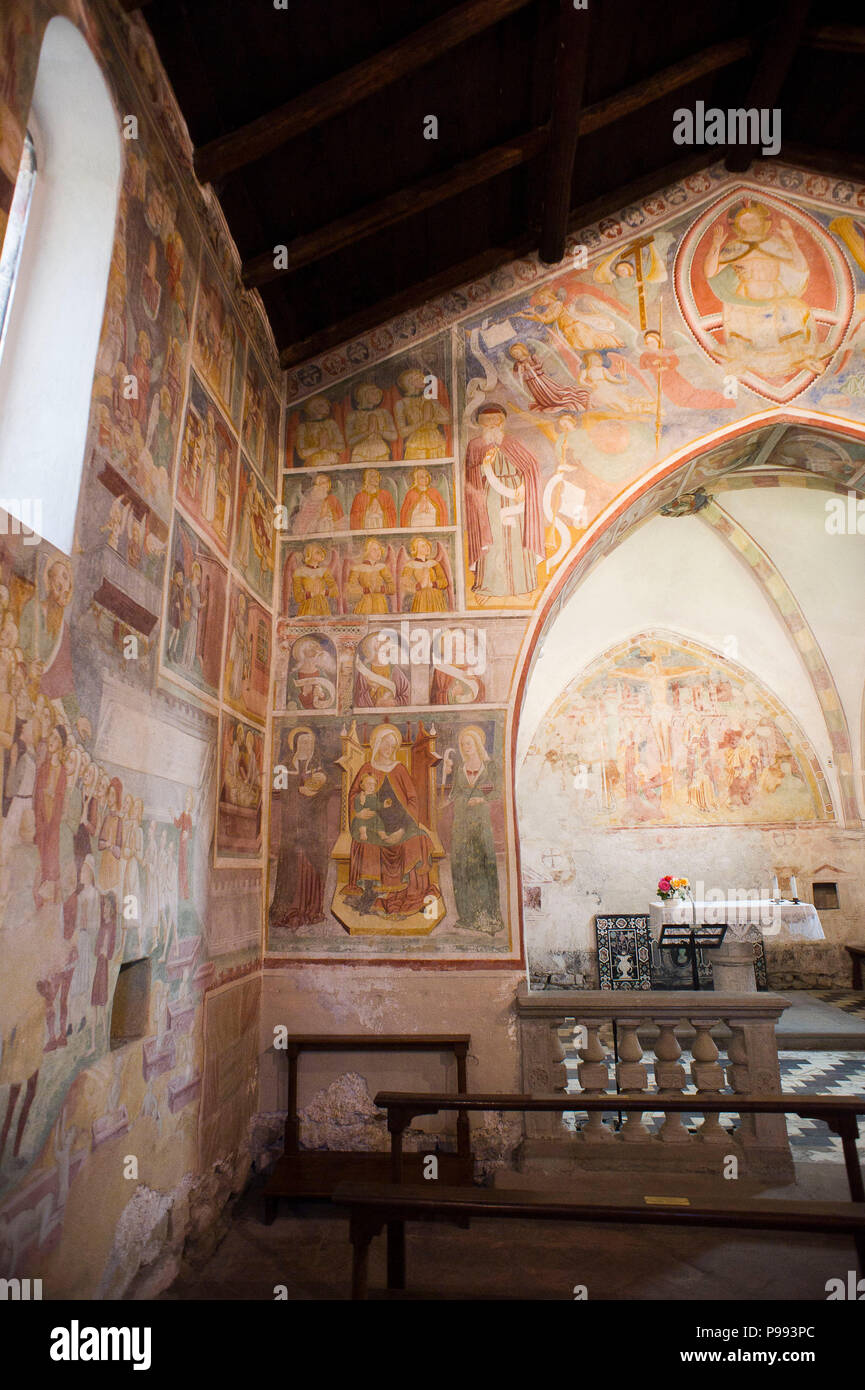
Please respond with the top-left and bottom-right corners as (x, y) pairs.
(262, 150), (865, 1130)
(517, 488), (865, 989)
(0, 2), (277, 1296)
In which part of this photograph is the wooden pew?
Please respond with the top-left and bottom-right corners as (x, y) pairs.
(336, 1090), (865, 1297)
(262, 1035), (473, 1222)
(337, 1179), (865, 1299)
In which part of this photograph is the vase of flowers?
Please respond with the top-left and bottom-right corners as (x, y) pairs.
(657, 875), (690, 901)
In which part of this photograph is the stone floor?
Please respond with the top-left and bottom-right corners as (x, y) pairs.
(161, 992), (865, 1302)
(161, 1161), (859, 1301)
(776, 990), (865, 1049)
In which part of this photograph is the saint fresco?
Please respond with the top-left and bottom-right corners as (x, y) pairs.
(216, 714), (264, 861)
(222, 581), (271, 725)
(176, 372), (238, 558)
(162, 511), (228, 702)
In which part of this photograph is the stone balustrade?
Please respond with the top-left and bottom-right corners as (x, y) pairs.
(516, 988), (794, 1180)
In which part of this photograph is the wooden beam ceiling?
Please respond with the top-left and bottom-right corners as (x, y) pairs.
(250, 34), (754, 294)
(242, 126), (549, 290)
(194, 0), (537, 185)
(279, 149), (717, 369)
(538, 0), (591, 265)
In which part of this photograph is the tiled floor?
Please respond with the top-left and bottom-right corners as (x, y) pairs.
(807, 988), (865, 1019)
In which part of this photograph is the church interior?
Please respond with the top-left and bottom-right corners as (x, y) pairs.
(2, 0), (865, 1327)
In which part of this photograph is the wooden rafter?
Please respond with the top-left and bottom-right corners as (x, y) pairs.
(193, 0), (536, 185)
(278, 149), (716, 368)
(251, 34), (755, 290)
(539, 0), (592, 264)
(725, 1), (812, 174)
(242, 127), (549, 290)
(581, 35), (753, 136)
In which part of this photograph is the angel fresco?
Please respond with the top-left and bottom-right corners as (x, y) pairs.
(345, 382), (397, 462)
(394, 367), (450, 457)
(284, 542), (339, 618)
(349, 469), (397, 529)
(463, 402), (543, 600)
(289, 394), (345, 468)
(399, 467), (449, 527)
(344, 538), (396, 615)
(288, 473), (346, 536)
(397, 536), (453, 614)
(507, 341), (589, 414)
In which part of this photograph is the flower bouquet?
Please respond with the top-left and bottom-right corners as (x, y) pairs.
(657, 875), (690, 901)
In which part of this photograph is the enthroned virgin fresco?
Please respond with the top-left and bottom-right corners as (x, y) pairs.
(267, 713), (511, 956)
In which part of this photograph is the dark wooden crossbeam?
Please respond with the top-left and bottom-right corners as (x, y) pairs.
(279, 236), (539, 369)
(278, 149), (715, 368)
(243, 127), (549, 290)
(263, 34), (752, 295)
(806, 24), (865, 53)
(194, 0), (536, 185)
(780, 142), (865, 182)
(725, 1), (812, 174)
(580, 35), (753, 136)
(539, 0), (591, 265)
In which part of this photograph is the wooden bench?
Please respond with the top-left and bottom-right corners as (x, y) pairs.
(336, 1179), (865, 1299)
(336, 1089), (865, 1297)
(846, 945), (865, 991)
(262, 1035), (473, 1222)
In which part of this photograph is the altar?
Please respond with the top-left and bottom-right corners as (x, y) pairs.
(649, 897), (824, 993)
(649, 898), (825, 940)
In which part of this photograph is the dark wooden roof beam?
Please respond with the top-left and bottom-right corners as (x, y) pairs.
(194, 0), (537, 185)
(242, 126), (549, 289)
(725, 1), (812, 174)
(538, 0), (591, 265)
(541, 31), (755, 262)
(279, 149), (717, 369)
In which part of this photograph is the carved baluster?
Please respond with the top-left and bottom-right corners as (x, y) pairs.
(577, 1020), (613, 1142)
(653, 1022), (690, 1142)
(615, 1018), (649, 1142)
(725, 1021), (756, 1143)
(690, 1019), (726, 1143)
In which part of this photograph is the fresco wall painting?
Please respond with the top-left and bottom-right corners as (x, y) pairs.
(0, 0), (279, 1290)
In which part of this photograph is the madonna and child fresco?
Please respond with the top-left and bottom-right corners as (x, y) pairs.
(267, 716), (507, 949)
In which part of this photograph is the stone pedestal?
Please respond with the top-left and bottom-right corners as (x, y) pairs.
(712, 936), (757, 993)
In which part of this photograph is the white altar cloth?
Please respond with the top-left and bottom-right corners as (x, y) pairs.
(649, 898), (824, 941)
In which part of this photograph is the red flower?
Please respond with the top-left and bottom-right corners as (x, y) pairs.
(657, 876), (672, 892)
